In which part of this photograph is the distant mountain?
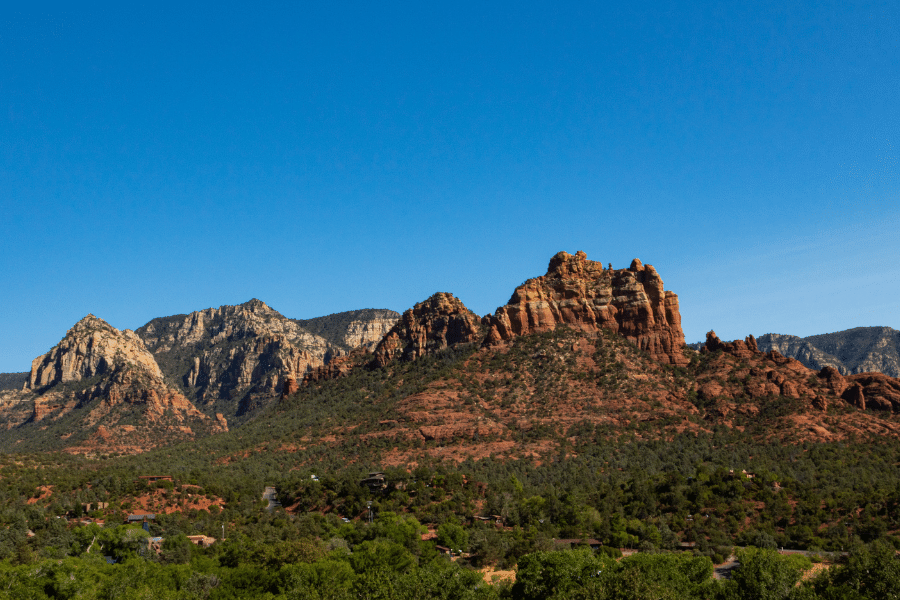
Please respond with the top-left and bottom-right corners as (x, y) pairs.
(291, 308), (399, 353)
(757, 327), (900, 377)
(135, 300), (398, 421)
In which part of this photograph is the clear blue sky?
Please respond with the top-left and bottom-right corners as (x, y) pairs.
(2, 1), (898, 372)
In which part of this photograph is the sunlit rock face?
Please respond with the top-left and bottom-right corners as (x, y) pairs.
(483, 251), (689, 366)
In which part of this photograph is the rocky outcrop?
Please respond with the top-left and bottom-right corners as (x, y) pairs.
(28, 315), (163, 390)
(483, 251), (689, 366)
(137, 300), (333, 415)
(7, 315), (227, 454)
(302, 348), (369, 386)
(757, 327), (900, 377)
(280, 376), (299, 399)
(845, 373), (900, 411)
(373, 293), (482, 367)
(819, 368), (900, 412)
(700, 331), (900, 414)
(702, 331), (759, 359)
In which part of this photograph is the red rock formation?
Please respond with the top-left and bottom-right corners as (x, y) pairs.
(280, 375), (299, 399)
(374, 293), (482, 367)
(701, 331), (900, 415)
(818, 366), (848, 396)
(702, 331), (759, 359)
(846, 372), (900, 411)
(842, 383), (866, 410)
(302, 349), (368, 385)
(483, 251), (689, 366)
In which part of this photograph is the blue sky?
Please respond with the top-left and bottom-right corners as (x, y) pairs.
(1, 1), (898, 372)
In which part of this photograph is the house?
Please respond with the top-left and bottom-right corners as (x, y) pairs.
(187, 535), (217, 548)
(125, 514), (156, 531)
(125, 513), (156, 523)
(361, 472), (386, 491)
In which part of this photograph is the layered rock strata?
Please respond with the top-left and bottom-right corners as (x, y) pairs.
(137, 301), (400, 415)
(137, 300), (328, 405)
(483, 251), (689, 366)
(294, 309), (400, 352)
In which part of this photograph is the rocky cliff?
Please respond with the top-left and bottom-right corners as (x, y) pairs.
(135, 301), (401, 419)
(757, 328), (900, 378)
(293, 309), (399, 352)
(27, 315), (164, 390)
(137, 300), (336, 417)
(374, 293), (482, 367)
(483, 251), (689, 366)
(0, 315), (226, 454)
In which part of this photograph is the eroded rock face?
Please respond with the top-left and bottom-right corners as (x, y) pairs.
(280, 375), (299, 399)
(845, 372), (900, 411)
(137, 300), (331, 413)
(337, 313), (398, 351)
(28, 315), (163, 389)
(136, 301), (402, 416)
(374, 293), (482, 367)
(483, 251), (689, 366)
(302, 349), (367, 385)
(14, 315), (226, 453)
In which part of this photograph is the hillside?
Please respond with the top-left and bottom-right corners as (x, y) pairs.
(0, 315), (226, 454)
(3, 251), (900, 458)
(0, 302), (398, 454)
(1, 253), (900, 598)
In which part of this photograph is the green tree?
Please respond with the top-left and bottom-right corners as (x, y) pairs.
(437, 523), (469, 553)
(727, 547), (810, 600)
(161, 533), (192, 564)
(810, 542), (900, 599)
(511, 548), (611, 600)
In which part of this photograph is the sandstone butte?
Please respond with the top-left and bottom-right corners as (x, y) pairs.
(301, 251), (690, 386)
(483, 251), (689, 366)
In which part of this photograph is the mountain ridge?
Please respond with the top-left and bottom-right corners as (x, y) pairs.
(3, 251), (900, 457)
(756, 326), (900, 377)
